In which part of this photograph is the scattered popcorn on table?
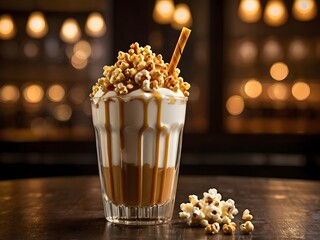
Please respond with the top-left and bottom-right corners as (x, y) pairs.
(179, 188), (238, 226)
(242, 209), (253, 221)
(179, 188), (255, 236)
(222, 222), (237, 235)
(240, 221), (255, 234)
(205, 222), (220, 235)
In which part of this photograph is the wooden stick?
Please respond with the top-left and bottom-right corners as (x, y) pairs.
(168, 27), (191, 75)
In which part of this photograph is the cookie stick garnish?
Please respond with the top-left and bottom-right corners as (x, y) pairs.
(168, 27), (191, 75)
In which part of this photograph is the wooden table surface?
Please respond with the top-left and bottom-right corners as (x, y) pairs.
(1, 175), (320, 240)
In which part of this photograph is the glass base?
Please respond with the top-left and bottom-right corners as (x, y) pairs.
(102, 195), (175, 225)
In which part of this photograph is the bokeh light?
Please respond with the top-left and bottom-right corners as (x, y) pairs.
(270, 62), (289, 81)
(239, 40), (258, 64)
(0, 14), (16, 40)
(23, 84), (44, 103)
(53, 104), (72, 121)
(60, 18), (81, 44)
(47, 84), (65, 102)
(23, 41), (39, 58)
(85, 12), (106, 37)
(292, 81), (310, 100)
(26, 11), (48, 38)
(263, 0), (288, 26)
(238, 0), (262, 23)
(0, 84), (20, 103)
(73, 40), (91, 60)
(288, 39), (308, 61)
(268, 83), (289, 100)
(226, 95), (245, 116)
(153, 0), (175, 24)
(71, 54), (88, 69)
(171, 3), (192, 30)
(244, 79), (263, 98)
(292, 0), (317, 21)
(262, 38), (283, 61)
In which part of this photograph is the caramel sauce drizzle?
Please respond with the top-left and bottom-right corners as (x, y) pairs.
(118, 99), (125, 203)
(158, 132), (170, 202)
(137, 98), (150, 205)
(104, 99), (115, 201)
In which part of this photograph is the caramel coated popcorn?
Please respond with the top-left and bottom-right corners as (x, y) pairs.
(222, 222), (237, 235)
(240, 221), (254, 234)
(179, 188), (255, 236)
(242, 209), (253, 221)
(205, 222), (220, 235)
(90, 42), (190, 98)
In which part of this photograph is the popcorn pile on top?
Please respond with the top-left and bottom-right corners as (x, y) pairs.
(90, 42), (190, 98)
(179, 188), (254, 235)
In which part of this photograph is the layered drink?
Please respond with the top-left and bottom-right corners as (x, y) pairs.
(91, 33), (190, 225)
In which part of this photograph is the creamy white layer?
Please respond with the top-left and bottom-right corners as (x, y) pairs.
(92, 88), (187, 168)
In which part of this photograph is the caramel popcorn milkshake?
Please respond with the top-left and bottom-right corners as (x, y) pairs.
(91, 28), (191, 225)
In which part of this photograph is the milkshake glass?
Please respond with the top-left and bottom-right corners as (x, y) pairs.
(92, 89), (187, 225)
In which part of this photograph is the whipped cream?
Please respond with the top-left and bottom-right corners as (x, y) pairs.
(92, 88), (187, 168)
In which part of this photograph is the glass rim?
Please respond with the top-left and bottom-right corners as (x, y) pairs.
(90, 93), (188, 102)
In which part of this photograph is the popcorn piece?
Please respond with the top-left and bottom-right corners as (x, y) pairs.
(220, 199), (238, 220)
(221, 215), (231, 224)
(189, 207), (205, 226)
(222, 222), (236, 235)
(180, 203), (193, 214)
(242, 209), (253, 221)
(205, 223), (220, 235)
(135, 69), (151, 85)
(200, 219), (209, 227)
(204, 205), (222, 223)
(240, 221), (254, 234)
(188, 195), (198, 205)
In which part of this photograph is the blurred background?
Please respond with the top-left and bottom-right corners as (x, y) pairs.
(1, 0), (320, 180)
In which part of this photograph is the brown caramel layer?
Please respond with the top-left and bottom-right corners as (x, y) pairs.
(102, 163), (176, 206)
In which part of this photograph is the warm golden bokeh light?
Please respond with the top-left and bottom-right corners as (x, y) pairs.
(292, 81), (310, 100)
(264, 0), (288, 26)
(270, 62), (289, 81)
(23, 84), (44, 103)
(71, 54), (88, 69)
(171, 3), (192, 30)
(73, 40), (92, 60)
(268, 83), (289, 100)
(47, 84), (65, 102)
(153, 0), (175, 24)
(288, 39), (308, 60)
(0, 14), (16, 40)
(262, 38), (283, 61)
(0, 85), (20, 103)
(26, 11), (48, 39)
(85, 12), (106, 37)
(238, 0), (262, 23)
(60, 18), (81, 43)
(292, 0), (317, 21)
(239, 40), (258, 64)
(244, 79), (263, 98)
(53, 104), (72, 121)
(226, 95), (245, 116)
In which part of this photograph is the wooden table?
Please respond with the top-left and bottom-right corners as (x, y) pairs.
(1, 176), (320, 239)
